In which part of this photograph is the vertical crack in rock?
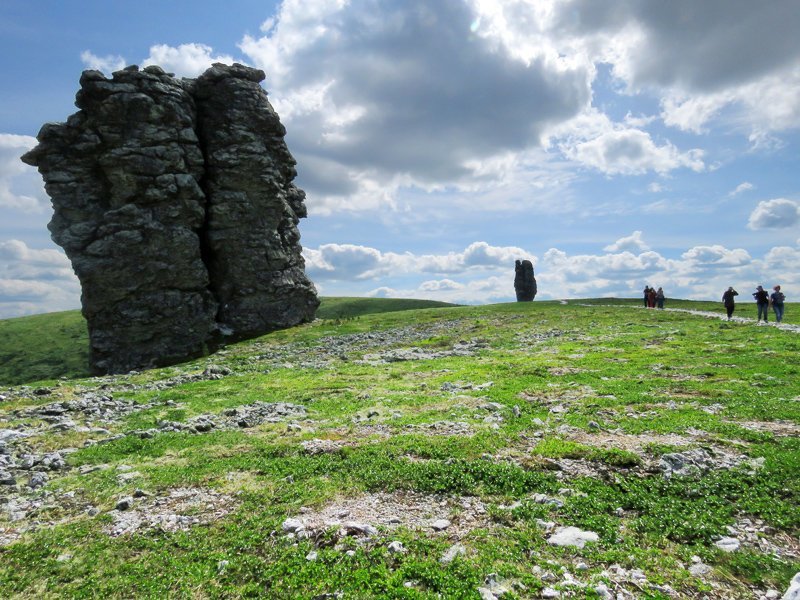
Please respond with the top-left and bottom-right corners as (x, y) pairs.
(191, 64), (318, 335)
(22, 63), (319, 374)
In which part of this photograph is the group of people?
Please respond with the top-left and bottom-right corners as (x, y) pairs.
(642, 286), (666, 309)
(722, 285), (786, 322)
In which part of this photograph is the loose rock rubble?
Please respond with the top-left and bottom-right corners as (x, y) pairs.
(130, 402), (307, 438)
(280, 491), (490, 544)
(106, 488), (235, 537)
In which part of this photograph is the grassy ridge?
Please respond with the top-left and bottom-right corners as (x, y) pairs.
(0, 298), (456, 386)
(0, 300), (798, 597)
(0, 310), (90, 385)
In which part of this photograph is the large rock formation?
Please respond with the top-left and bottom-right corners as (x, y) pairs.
(22, 63), (319, 374)
(514, 259), (537, 302)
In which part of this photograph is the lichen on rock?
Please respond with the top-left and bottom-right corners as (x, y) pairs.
(22, 63), (318, 374)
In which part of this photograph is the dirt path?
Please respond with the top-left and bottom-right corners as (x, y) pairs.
(575, 303), (800, 333)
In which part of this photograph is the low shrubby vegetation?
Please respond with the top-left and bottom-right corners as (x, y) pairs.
(0, 298), (798, 598)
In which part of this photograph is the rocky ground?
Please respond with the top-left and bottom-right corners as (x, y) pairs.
(1, 303), (799, 598)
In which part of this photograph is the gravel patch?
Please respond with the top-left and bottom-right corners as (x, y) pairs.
(106, 487), (235, 537)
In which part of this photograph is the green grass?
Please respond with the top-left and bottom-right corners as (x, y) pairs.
(0, 310), (90, 385)
(0, 297), (457, 386)
(1, 298), (798, 598)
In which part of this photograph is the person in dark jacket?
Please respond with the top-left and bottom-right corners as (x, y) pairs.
(770, 285), (785, 323)
(722, 287), (738, 320)
(655, 287), (665, 309)
(753, 285), (769, 322)
(643, 286), (650, 308)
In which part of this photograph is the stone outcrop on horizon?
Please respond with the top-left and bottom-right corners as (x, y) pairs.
(22, 63), (319, 374)
(514, 259), (537, 302)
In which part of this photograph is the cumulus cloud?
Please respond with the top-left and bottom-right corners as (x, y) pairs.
(239, 0), (592, 210)
(604, 231), (649, 253)
(680, 245), (751, 267)
(563, 128), (704, 175)
(80, 50), (127, 74)
(304, 241), (534, 282)
(467, 1), (800, 136)
(142, 43), (238, 78)
(748, 198), (800, 230)
(302, 236), (799, 305)
(549, 108), (704, 175)
(419, 279), (464, 292)
(0, 239), (80, 318)
(0, 134), (47, 213)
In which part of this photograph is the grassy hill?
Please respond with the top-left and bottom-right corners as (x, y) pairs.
(0, 299), (798, 597)
(0, 297), (457, 386)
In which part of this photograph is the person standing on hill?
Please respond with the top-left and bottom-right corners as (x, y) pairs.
(647, 287), (656, 308)
(722, 286), (738, 320)
(753, 285), (769, 322)
(770, 285), (785, 323)
(643, 286), (650, 308)
(656, 287), (665, 309)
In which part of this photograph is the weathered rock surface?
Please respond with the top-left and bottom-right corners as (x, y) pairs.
(513, 259), (537, 302)
(22, 63), (318, 374)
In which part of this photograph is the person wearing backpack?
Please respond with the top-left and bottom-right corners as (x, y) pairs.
(752, 285), (769, 322)
(770, 285), (785, 323)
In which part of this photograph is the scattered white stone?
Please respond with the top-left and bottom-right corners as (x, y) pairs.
(479, 573), (508, 598)
(541, 588), (560, 598)
(431, 519), (451, 531)
(440, 543), (466, 564)
(593, 583), (613, 599)
(217, 560), (229, 573)
(387, 541), (405, 554)
(575, 562), (589, 571)
(342, 521), (378, 537)
(715, 536), (741, 552)
(689, 563), (711, 577)
(547, 526), (599, 548)
(115, 497), (133, 511)
(305, 550), (318, 561)
(477, 588), (498, 600)
(783, 572), (800, 600)
(282, 518), (305, 533)
(535, 519), (556, 532)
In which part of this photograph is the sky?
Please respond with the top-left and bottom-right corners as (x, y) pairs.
(1, 0), (799, 318)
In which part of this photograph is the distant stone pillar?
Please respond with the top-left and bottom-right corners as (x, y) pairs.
(514, 259), (537, 301)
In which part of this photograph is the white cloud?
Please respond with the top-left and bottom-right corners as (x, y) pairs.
(647, 182), (664, 193)
(563, 128), (704, 175)
(0, 134), (47, 213)
(304, 241), (534, 282)
(604, 231), (649, 253)
(748, 198), (800, 230)
(80, 50), (127, 74)
(239, 0), (593, 210)
(0, 239), (80, 318)
(142, 43), (238, 78)
(680, 245), (751, 267)
(419, 279), (464, 292)
(729, 182), (754, 197)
